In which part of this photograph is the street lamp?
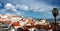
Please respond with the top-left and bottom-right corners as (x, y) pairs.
(52, 8), (58, 31)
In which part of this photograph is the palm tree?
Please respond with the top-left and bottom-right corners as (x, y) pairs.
(52, 8), (58, 31)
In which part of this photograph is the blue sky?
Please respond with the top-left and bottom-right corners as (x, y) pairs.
(0, 0), (60, 19)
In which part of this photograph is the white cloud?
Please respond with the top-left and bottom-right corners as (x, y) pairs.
(7, 0), (54, 12)
(16, 4), (29, 10)
(0, 3), (54, 17)
(30, 4), (53, 12)
(6, 0), (56, 12)
(15, 4), (53, 12)
(1, 3), (54, 15)
(5, 3), (16, 11)
(0, 3), (26, 16)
